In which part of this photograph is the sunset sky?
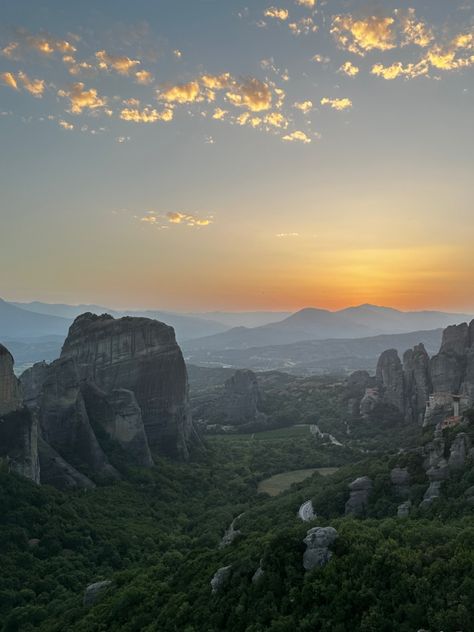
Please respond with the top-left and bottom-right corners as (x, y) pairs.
(1, 0), (474, 312)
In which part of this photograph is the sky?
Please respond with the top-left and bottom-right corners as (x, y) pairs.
(1, 0), (474, 313)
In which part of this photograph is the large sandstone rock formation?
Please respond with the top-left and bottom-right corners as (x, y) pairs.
(61, 313), (194, 458)
(221, 369), (266, 426)
(345, 476), (373, 516)
(303, 526), (338, 570)
(0, 344), (39, 482)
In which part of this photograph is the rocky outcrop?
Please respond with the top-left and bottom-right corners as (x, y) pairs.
(298, 500), (316, 522)
(0, 344), (22, 415)
(345, 476), (373, 516)
(38, 437), (95, 490)
(210, 565), (232, 593)
(397, 500), (411, 518)
(83, 580), (112, 607)
(38, 358), (119, 482)
(376, 350), (405, 414)
(221, 369), (266, 426)
(0, 344), (39, 483)
(81, 382), (154, 468)
(403, 344), (432, 424)
(219, 514), (243, 548)
(61, 313), (195, 458)
(390, 467), (410, 499)
(302, 526), (338, 570)
(448, 433), (471, 470)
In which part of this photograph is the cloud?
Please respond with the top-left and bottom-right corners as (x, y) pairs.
(2, 42), (19, 58)
(120, 107), (173, 123)
(295, 0), (315, 7)
(17, 72), (45, 97)
(173, 49), (182, 59)
(264, 7), (289, 21)
(201, 73), (232, 90)
(58, 119), (74, 130)
(3, 33), (77, 58)
(339, 61), (359, 76)
(289, 17), (318, 35)
(293, 100), (312, 113)
(96, 50), (141, 75)
(167, 211), (213, 226)
(159, 81), (201, 103)
(226, 77), (272, 111)
(1, 71), (45, 96)
(265, 112), (288, 128)
(135, 70), (154, 85)
(371, 61), (428, 80)
(331, 15), (396, 55)
(1, 72), (18, 90)
(212, 107), (228, 120)
(282, 130), (311, 143)
(312, 54), (330, 64)
(398, 8), (434, 48)
(276, 232), (300, 237)
(321, 97), (352, 110)
(58, 82), (107, 114)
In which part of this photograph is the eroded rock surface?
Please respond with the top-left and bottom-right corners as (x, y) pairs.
(303, 526), (338, 570)
(345, 476), (373, 516)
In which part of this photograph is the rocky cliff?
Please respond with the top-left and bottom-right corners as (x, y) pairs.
(0, 344), (39, 482)
(60, 313), (195, 458)
(348, 320), (474, 428)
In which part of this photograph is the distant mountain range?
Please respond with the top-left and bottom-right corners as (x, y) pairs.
(183, 304), (474, 352)
(184, 329), (444, 375)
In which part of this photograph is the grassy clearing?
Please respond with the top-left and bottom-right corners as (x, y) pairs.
(208, 425), (310, 443)
(257, 466), (339, 496)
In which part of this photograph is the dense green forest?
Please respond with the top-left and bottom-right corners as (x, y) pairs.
(3, 418), (474, 632)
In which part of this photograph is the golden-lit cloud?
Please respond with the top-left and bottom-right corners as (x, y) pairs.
(96, 50), (141, 75)
(3, 33), (77, 58)
(282, 130), (311, 143)
(120, 107), (173, 123)
(276, 232), (300, 237)
(58, 119), (74, 130)
(339, 61), (359, 77)
(138, 210), (213, 229)
(312, 54), (330, 64)
(1, 72), (18, 90)
(212, 107), (227, 120)
(135, 70), (154, 85)
(371, 61), (428, 80)
(58, 82), (107, 114)
(173, 49), (182, 59)
(398, 8), (433, 48)
(2, 42), (19, 58)
(264, 7), (289, 21)
(331, 15), (396, 55)
(288, 17), (317, 36)
(321, 97), (352, 110)
(201, 73), (232, 90)
(17, 71), (45, 97)
(295, 0), (315, 7)
(167, 211), (213, 226)
(226, 77), (272, 111)
(265, 112), (288, 128)
(293, 100), (312, 113)
(159, 81), (201, 103)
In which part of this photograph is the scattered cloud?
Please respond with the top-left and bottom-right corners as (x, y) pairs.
(331, 15), (396, 55)
(295, 0), (315, 7)
(1, 71), (18, 90)
(339, 61), (359, 77)
(265, 112), (288, 128)
(312, 54), (330, 64)
(58, 119), (74, 130)
(17, 72), (45, 97)
(282, 130), (311, 143)
(120, 106), (173, 123)
(96, 50), (141, 75)
(264, 7), (289, 21)
(159, 80), (201, 103)
(294, 100), (312, 113)
(276, 232), (300, 237)
(321, 97), (352, 110)
(398, 8), (434, 48)
(371, 61), (428, 80)
(135, 70), (154, 85)
(167, 211), (213, 226)
(58, 82), (107, 114)
(226, 77), (272, 111)
(173, 49), (182, 59)
(212, 107), (228, 120)
(289, 17), (318, 36)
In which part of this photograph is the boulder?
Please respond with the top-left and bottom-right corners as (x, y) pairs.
(345, 476), (373, 516)
(210, 565), (232, 593)
(83, 580), (112, 607)
(303, 526), (338, 570)
(397, 500), (411, 518)
(61, 313), (196, 458)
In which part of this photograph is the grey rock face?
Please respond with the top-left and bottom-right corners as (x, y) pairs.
(376, 349), (405, 414)
(251, 565), (264, 584)
(359, 388), (380, 419)
(20, 361), (50, 412)
(448, 433), (471, 470)
(390, 467), (410, 498)
(81, 382), (154, 468)
(83, 580), (112, 607)
(0, 344), (22, 415)
(0, 344), (39, 483)
(221, 369), (266, 425)
(303, 526), (338, 570)
(397, 500), (411, 518)
(403, 344), (432, 423)
(38, 437), (95, 490)
(38, 358), (119, 482)
(421, 481), (442, 507)
(210, 565), (232, 593)
(298, 500), (316, 522)
(61, 313), (195, 458)
(345, 476), (373, 516)
(219, 514), (243, 548)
